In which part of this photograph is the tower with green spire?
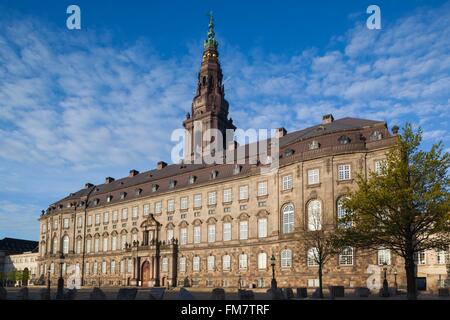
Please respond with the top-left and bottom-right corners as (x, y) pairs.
(183, 13), (236, 162)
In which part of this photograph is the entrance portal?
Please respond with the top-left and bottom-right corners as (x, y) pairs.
(142, 261), (151, 287)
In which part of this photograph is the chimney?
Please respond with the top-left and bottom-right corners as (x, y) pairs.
(85, 183), (93, 189)
(157, 161), (167, 170)
(322, 114), (334, 124)
(129, 169), (139, 177)
(105, 177), (115, 184)
(276, 127), (287, 138)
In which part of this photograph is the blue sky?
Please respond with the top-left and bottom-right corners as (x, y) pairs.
(0, 0), (449, 240)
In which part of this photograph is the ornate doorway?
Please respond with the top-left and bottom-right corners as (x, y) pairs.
(142, 261), (151, 287)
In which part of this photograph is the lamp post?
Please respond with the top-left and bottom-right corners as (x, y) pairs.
(56, 253), (65, 299)
(381, 262), (390, 297)
(270, 254), (277, 289)
(393, 269), (398, 293)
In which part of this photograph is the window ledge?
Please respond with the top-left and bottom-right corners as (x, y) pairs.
(307, 183), (321, 189)
(281, 188), (293, 193)
(257, 194), (268, 200)
(337, 179), (354, 185)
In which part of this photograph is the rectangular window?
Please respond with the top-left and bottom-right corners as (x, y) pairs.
(193, 226), (201, 244)
(103, 212), (109, 223)
(208, 225), (216, 243)
(87, 216), (92, 226)
(338, 164), (351, 181)
(239, 221), (248, 240)
(167, 229), (174, 242)
(111, 260), (116, 274)
(120, 260), (125, 273)
(239, 185), (249, 200)
(257, 181), (268, 196)
(222, 255), (231, 271)
(121, 235), (127, 250)
(180, 228), (188, 245)
(132, 206), (139, 218)
(103, 237), (108, 252)
(378, 248), (391, 265)
(162, 257), (168, 272)
(167, 200), (175, 212)
(127, 259), (133, 273)
(77, 217), (82, 227)
(307, 169), (320, 185)
(143, 204), (150, 216)
(208, 192), (217, 205)
(53, 219), (58, 229)
(258, 253), (267, 269)
(102, 261), (107, 274)
(85, 262), (90, 275)
(155, 201), (162, 214)
(112, 211), (118, 222)
(223, 188), (232, 203)
(180, 197), (188, 210)
(194, 194), (202, 208)
(193, 257), (200, 272)
(437, 249), (447, 264)
(223, 222), (231, 241)
(63, 218), (70, 229)
(282, 175), (293, 190)
(112, 236), (117, 251)
(94, 238), (100, 253)
(258, 218), (268, 238)
(121, 208), (128, 220)
(95, 214), (101, 225)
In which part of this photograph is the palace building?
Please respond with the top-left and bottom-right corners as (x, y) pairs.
(36, 16), (413, 291)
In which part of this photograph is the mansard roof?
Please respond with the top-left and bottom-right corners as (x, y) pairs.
(43, 116), (392, 214)
(0, 237), (39, 254)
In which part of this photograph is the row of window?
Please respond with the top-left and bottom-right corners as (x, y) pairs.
(43, 162), (375, 233)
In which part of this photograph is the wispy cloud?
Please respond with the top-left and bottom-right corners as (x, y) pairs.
(0, 3), (449, 240)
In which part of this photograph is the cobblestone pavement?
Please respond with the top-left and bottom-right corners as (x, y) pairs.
(2, 286), (449, 300)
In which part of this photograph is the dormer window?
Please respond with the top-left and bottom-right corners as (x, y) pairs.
(188, 176), (197, 184)
(308, 140), (320, 150)
(94, 199), (100, 206)
(107, 196), (113, 203)
(58, 204), (63, 209)
(169, 180), (177, 189)
(233, 165), (242, 175)
(284, 149), (295, 157)
(338, 135), (351, 144)
(210, 170), (218, 180)
(120, 192), (127, 200)
(152, 184), (159, 193)
(135, 188), (142, 196)
(370, 131), (383, 141)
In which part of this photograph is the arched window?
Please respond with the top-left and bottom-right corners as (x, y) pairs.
(63, 235), (69, 254)
(281, 249), (292, 268)
(307, 200), (322, 231)
(222, 255), (231, 271)
(102, 235), (108, 252)
(52, 237), (58, 254)
(339, 246), (354, 266)
(257, 252), (267, 270)
(307, 247), (319, 266)
(179, 257), (186, 272)
(76, 238), (82, 254)
(337, 197), (352, 228)
(239, 253), (248, 270)
(282, 203), (294, 234)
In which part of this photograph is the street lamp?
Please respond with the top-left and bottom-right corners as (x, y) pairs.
(270, 254), (277, 289)
(381, 262), (390, 297)
(47, 266), (51, 291)
(56, 253), (65, 299)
